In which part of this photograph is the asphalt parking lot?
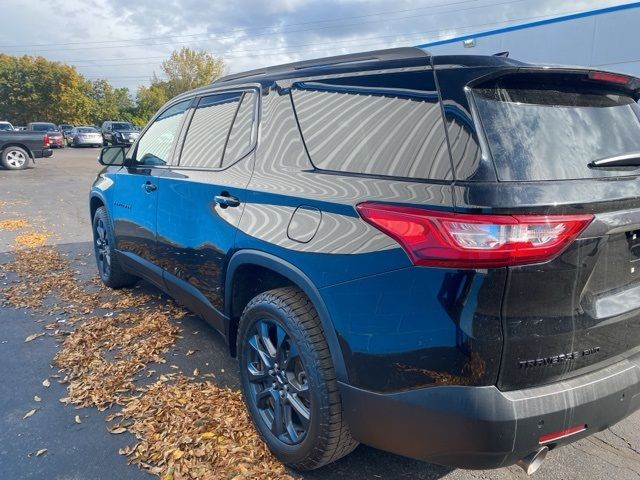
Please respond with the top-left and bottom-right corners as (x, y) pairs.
(2, 148), (640, 479)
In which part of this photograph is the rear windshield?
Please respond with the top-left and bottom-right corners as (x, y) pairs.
(112, 122), (133, 130)
(77, 127), (98, 133)
(473, 75), (640, 181)
(31, 123), (57, 132)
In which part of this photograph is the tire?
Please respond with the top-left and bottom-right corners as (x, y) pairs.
(238, 287), (358, 471)
(92, 206), (137, 289)
(1, 146), (30, 170)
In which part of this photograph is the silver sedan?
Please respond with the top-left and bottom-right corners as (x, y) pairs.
(68, 127), (103, 147)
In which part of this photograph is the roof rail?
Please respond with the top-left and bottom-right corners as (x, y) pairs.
(214, 47), (430, 84)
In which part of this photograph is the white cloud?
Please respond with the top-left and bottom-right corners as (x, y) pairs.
(0, 0), (630, 90)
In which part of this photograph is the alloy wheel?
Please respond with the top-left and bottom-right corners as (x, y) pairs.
(245, 319), (311, 445)
(94, 218), (111, 278)
(6, 150), (26, 168)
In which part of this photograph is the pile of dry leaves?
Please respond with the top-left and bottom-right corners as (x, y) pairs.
(0, 219), (30, 231)
(111, 377), (293, 480)
(1, 234), (295, 478)
(54, 308), (181, 409)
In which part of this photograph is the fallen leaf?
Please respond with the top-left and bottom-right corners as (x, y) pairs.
(23, 409), (37, 419)
(172, 449), (184, 460)
(161, 467), (174, 480)
(34, 395), (41, 402)
(42, 379), (50, 388)
(35, 448), (47, 457)
(200, 432), (215, 440)
(74, 415), (81, 424)
(185, 350), (195, 356)
(193, 368), (199, 376)
(25, 332), (45, 342)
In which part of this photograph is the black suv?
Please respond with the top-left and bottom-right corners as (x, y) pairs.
(100, 121), (140, 146)
(90, 47), (640, 473)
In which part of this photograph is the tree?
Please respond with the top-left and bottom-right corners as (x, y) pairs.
(0, 54), (94, 125)
(88, 79), (133, 125)
(134, 83), (170, 123)
(160, 47), (226, 97)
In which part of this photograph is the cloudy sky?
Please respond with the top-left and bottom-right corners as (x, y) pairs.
(0, 0), (630, 91)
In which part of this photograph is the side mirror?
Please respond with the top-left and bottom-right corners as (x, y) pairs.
(99, 146), (126, 166)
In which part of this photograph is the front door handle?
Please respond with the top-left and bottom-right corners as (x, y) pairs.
(214, 194), (240, 208)
(142, 181), (157, 192)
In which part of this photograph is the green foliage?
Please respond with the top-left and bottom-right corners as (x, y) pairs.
(0, 48), (225, 128)
(160, 47), (226, 97)
(134, 83), (170, 122)
(0, 54), (94, 125)
(87, 79), (134, 125)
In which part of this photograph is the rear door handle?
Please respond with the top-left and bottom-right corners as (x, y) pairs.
(142, 181), (157, 192)
(214, 194), (240, 208)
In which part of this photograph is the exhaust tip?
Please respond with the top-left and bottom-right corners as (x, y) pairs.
(516, 446), (548, 475)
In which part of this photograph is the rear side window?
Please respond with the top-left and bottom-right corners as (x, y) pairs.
(222, 91), (257, 167)
(180, 92), (246, 169)
(473, 74), (640, 181)
(291, 70), (452, 180)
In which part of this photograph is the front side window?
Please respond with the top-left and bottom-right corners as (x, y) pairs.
(180, 92), (242, 168)
(134, 100), (191, 166)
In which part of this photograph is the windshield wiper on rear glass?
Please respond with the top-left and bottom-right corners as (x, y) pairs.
(589, 153), (640, 168)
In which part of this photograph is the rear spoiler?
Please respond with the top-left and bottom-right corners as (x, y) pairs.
(466, 67), (640, 99)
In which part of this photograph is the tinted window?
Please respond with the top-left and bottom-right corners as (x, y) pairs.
(0, 123), (13, 131)
(291, 70), (452, 180)
(180, 92), (241, 168)
(31, 123), (56, 132)
(222, 91), (257, 166)
(473, 75), (640, 181)
(134, 100), (190, 166)
(112, 122), (134, 130)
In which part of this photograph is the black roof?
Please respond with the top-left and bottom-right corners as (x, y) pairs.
(214, 47), (429, 85)
(208, 47), (528, 89)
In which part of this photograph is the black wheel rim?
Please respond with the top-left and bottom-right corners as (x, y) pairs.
(94, 218), (111, 278)
(244, 319), (311, 445)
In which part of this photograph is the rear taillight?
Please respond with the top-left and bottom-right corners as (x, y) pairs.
(43, 134), (50, 148)
(356, 203), (593, 268)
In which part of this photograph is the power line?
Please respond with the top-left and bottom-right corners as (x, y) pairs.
(0, 0), (481, 49)
(69, 6), (588, 73)
(0, 0), (526, 54)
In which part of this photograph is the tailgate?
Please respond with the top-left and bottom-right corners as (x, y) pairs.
(500, 211), (640, 390)
(467, 68), (640, 390)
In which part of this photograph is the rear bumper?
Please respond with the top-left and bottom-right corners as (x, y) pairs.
(33, 149), (53, 159)
(340, 352), (640, 469)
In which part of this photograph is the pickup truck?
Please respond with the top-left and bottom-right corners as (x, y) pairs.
(0, 131), (53, 170)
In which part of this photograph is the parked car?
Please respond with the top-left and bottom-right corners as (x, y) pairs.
(58, 124), (74, 143)
(0, 129), (52, 169)
(68, 126), (103, 148)
(89, 48), (640, 474)
(101, 121), (140, 146)
(27, 122), (64, 148)
(0, 121), (15, 131)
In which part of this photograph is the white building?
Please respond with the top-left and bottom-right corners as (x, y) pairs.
(416, 2), (640, 77)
